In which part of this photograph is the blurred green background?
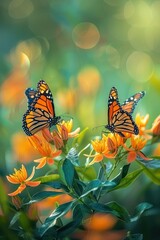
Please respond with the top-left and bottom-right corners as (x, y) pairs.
(0, 0), (160, 239)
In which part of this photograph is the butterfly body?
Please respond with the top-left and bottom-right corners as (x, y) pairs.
(105, 87), (145, 137)
(22, 80), (61, 136)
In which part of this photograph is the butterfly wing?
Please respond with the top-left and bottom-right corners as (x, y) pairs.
(121, 91), (145, 115)
(107, 87), (121, 126)
(22, 80), (60, 136)
(25, 88), (37, 107)
(106, 87), (139, 137)
(22, 108), (51, 136)
(110, 110), (139, 137)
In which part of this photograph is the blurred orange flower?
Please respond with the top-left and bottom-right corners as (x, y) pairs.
(28, 135), (62, 169)
(150, 115), (160, 136)
(0, 69), (28, 107)
(124, 135), (150, 163)
(57, 88), (78, 112)
(36, 190), (72, 221)
(6, 165), (41, 196)
(135, 113), (150, 139)
(85, 213), (117, 231)
(12, 132), (39, 163)
(77, 67), (101, 95)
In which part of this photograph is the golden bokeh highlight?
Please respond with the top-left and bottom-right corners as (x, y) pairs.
(126, 51), (154, 82)
(77, 66), (101, 95)
(16, 39), (42, 62)
(72, 22), (100, 49)
(8, 0), (34, 19)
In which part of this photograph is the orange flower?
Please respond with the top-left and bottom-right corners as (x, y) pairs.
(135, 113), (150, 138)
(150, 115), (160, 136)
(56, 119), (80, 140)
(86, 134), (123, 165)
(85, 213), (117, 231)
(52, 130), (64, 149)
(28, 135), (62, 169)
(12, 132), (39, 163)
(6, 165), (41, 196)
(0, 68), (28, 107)
(124, 135), (150, 163)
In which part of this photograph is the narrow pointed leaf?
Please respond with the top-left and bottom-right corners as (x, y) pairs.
(107, 201), (130, 222)
(27, 191), (64, 204)
(39, 201), (75, 237)
(137, 160), (160, 185)
(112, 164), (130, 185)
(57, 204), (83, 238)
(131, 202), (153, 222)
(34, 174), (60, 183)
(109, 168), (143, 192)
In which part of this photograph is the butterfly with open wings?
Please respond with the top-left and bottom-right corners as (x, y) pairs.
(105, 87), (145, 137)
(22, 80), (61, 136)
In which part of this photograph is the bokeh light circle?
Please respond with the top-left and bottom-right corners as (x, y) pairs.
(72, 22), (100, 49)
(126, 51), (154, 82)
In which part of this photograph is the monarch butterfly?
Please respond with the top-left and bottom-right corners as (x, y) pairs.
(22, 80), (61, 136)
(105, 87), (145, 137)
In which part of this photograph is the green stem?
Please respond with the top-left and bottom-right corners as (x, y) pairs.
(100, 161), (108, 179)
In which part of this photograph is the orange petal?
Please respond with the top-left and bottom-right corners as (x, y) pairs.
(68, 127), (80, 138)
(42, 128), (54, 143)
(34, 157), (47, 169)
(51, 149), (62, 158)
(6, 175), (20, 184)
(21, 164), (27, 179)
(89, 154), (104, 165)
(8, 184), (26, 196)
(127, 151), (136, 163)
(26, 181), (41, 187)
(26, 166), (36, 181)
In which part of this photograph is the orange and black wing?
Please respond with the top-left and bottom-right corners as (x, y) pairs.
(22, 108), (51, 136)
(105, 87), (139, 137)
(22, 80), (60, 136)
(32, 80), (56, 118)
(121, 91), (145, 115)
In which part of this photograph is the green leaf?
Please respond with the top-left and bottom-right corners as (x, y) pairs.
(89, 202), (119, 216)
(44, 181), (69, 192)
(57, 204), (83, 238)
(124, 233), (143, 240)
(38, 200), (75, 237)
(138, 159), (160, 168)
(27, 191), (64, 204)
(9, 212), (21, 227)
(131, 202), (153, 222)
(35, 174), (60, 183)
(66, 147), (79, 166)
(81, 179), (115, 198)
(112, 164), (130, 185)
(58, 158), (75, 187)
(0, 178), (9, 215)
(137, 160), (160, 185)
(109, 168), (143, 192)
(107, 201), (130, 222)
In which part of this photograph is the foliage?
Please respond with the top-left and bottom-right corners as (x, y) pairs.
(1, 113), (160, 240)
